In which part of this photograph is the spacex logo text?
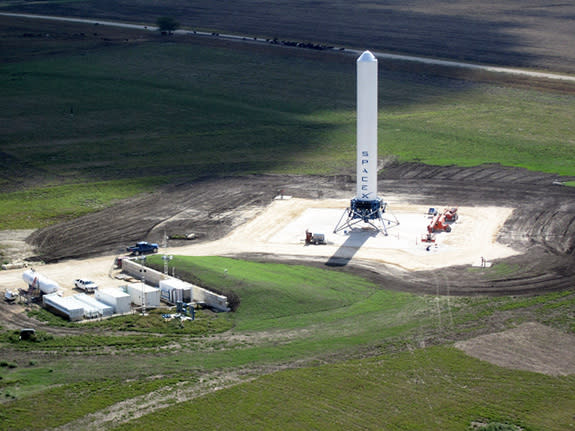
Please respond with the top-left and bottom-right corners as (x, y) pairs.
(361, 151), (370, 198)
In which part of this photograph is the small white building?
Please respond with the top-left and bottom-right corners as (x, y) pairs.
(95, 287), (131, 314)
(43, 293), (84, 321)
(127, 283), (161, 308)
(159, 278), (192, 304)
(74, 293), (114, 317)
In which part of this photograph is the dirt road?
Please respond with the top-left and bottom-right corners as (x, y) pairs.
(2, 12), (575, 84)
(4, 1), (575, 74)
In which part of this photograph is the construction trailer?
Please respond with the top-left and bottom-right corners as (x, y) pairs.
(74, 293), (114, 317)
(42, 290), (121, 321)
(159, 278), (192, 304)
(127, 283), (161, 308)
(95, 287), (131, 314)
(42, 293), (85, 321)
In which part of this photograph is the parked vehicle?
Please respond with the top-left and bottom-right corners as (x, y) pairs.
(443, 207), (459, 222)
(74, 279), (98, 293)
(4, 290), (17, 303)
(305, 230), (326, 245)
(126, 241), (159, 255)
(428, 213), (451, 233)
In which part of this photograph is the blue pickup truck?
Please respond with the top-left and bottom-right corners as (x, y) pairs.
(126, 241), (159, 255)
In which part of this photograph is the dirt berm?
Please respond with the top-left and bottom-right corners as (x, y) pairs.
(27, 163), (575, 296)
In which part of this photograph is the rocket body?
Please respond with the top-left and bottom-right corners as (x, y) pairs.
(355, 51), (378, 201)
(333, 51), (396, 235)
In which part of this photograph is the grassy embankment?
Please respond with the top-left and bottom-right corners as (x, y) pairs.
(1, 37), (575, 228)
(1, 257), (574, 429)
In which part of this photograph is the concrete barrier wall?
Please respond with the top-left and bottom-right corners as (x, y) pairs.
(122, 259), (168, 287)
(1, 262), (28, 270)
(192, 287), (229, 312)
(123, 259), (229, 311)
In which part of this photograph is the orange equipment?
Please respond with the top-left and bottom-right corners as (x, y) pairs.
(443, 207), (459, 222)
(427, 212), (452, 233)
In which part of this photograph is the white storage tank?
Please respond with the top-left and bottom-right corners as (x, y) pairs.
(95, 287), (131, 314)
(43, 293), (84, 321)
(127, 283), (161, 308)
(74, 293), (114, 317)
(22, 269), (60, 294)
(159, 278), (192, 304)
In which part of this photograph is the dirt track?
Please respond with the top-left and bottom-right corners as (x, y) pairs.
(25, 163), (575, 296)
(5, 1), (575, 74)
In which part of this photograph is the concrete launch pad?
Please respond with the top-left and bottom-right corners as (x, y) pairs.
(178, 197), (520, 272)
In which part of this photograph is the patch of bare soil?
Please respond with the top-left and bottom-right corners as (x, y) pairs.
(0, 229), (36, 265)
(455, 322), (575, 375)
(0, 300), (85, 336)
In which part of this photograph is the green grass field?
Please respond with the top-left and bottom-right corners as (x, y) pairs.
(1, 257), (574, 429)
(0, 177), (166, 229)
(1, 33), (575, 228)
(115, 347), (575, 431)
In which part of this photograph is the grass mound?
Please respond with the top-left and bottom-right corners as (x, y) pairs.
(147, 256), (379, 330)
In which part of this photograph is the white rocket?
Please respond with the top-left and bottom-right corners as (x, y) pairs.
(355, 50), (378, 202)
(333, 50), (398, 234)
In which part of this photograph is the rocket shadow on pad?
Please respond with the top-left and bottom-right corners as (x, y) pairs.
(325, 229), (379, 267)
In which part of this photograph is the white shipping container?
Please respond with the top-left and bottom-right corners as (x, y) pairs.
(82, 304), (100, 319)
(159, 277), (229, 311)
(74, 293), (114, 317)
(95, 288), (131, 314)
(127, 283), (161, 308)
(43, 293), (84, 321)
(160, 287), (183, 304)
(159, 278), (192, 303)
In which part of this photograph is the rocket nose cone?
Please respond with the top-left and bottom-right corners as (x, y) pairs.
(357, 50), (377, 62)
